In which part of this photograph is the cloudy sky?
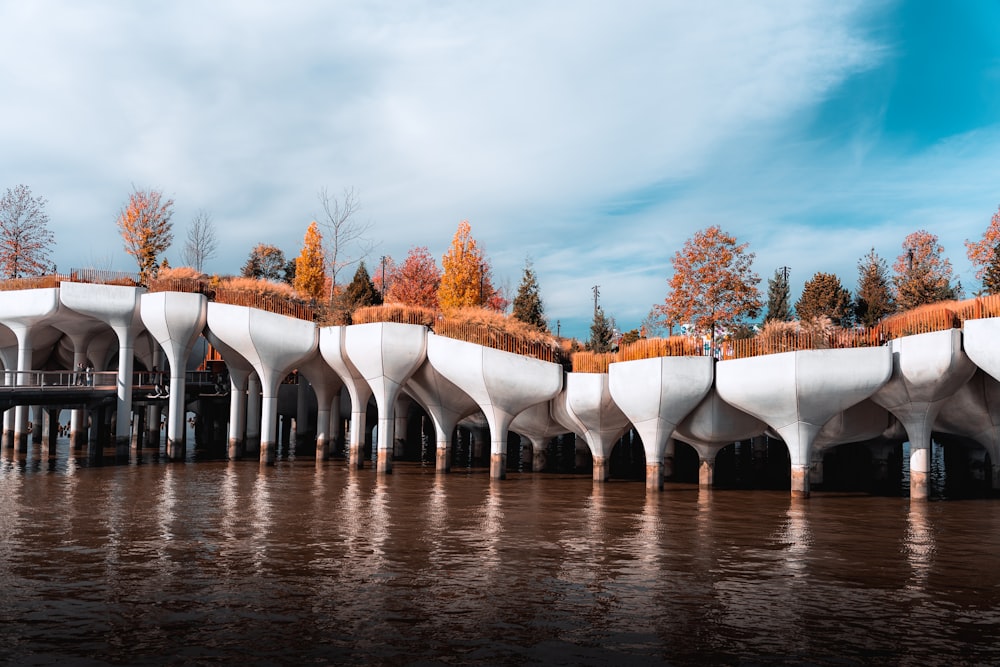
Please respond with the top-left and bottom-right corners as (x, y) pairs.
(2, 1), (999, 338)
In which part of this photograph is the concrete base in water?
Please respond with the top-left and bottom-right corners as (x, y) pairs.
(791, 466), (810, 498)
(260, 441), (275, 465)
(228, 437), (244, 460)
(349, 444), (364, 469)
(490, 453), (506, 480)
(377, 448), (392, 474)
(166, 438), (183, 461)
(699, 459), (714, 487)
(532, 448), (547, 472)
(592, 457), (608, 482)
(911, 471), (929, 500)
(645, 463), (663, 491)
(436, 447), (450, 473)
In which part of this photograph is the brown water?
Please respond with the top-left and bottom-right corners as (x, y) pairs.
(2, 448), (1000, 666)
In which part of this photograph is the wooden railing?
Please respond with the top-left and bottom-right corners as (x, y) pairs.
(69, 268), (140, 285)
(434, 320), (558, 363)
(875, 306), (959, 341)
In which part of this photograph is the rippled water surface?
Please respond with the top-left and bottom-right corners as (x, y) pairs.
(2, 451), (1000, 666)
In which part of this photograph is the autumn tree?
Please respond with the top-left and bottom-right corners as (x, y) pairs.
(293, 221), (326, 301)
(657, 226), (761, 349)
(116, 186), (174, 284)
(387, 246), (441, 310)
(343, 261), (382, 311)
(181, 209), (218, 272)
(438, 220), (497, 310)
(765, 268), (792, 322)
(511, 258), (546, 331)
(317, 187), (374, 301)
(241, 243), (290, 283)
(795, 272), (853, 326)
(855, 248), (894, 327)
(589, 305), (615, 353)
(0, 184), (55, 279)
(965, 205), (1000, 288)
(892, 230), (960, 311)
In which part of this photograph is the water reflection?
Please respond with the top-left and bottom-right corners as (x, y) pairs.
(779, 497), (811, 576)
(905, 500), (934, 589)
(249, 468), (272, 574)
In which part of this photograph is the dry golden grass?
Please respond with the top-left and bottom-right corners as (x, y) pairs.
(616, 336), (702, 361)
(352, 303), (438, 327)
(434, 307), (561, 362)
(570, 352), (615, 373)
(219, 276), (300, 300)
(158, 266), (207, 281)
(876, 302), (960, 339)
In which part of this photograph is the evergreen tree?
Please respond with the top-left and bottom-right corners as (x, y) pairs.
(984, 242), (1000, 295)
(589, 306), (615, 353)
(855, 248), (894, 327)
(511, 259), (546, 330)
(795, 272), (853, 326)
(242, 243), (289, 282)
(293, 221), (326, 300)
(765, 268), (792, 322)
(343, 261), (382, 311)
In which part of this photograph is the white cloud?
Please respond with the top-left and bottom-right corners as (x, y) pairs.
(10, 0), (998, 339)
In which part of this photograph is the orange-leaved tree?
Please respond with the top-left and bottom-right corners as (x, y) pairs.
(116, 186), (174, 284)
(294, 221), (326, 300)
(657, 225), (761, 350)
(892, 230), (959, 311)
(388, 246), (441, 310)
(438, 220), (498, 310)
(965, 205), (1000, 289)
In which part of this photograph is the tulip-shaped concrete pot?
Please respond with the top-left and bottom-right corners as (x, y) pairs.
(608, 356), (714, 491)
(203, 329), (255, 460)
(205, 302), (317, 464)
(556, 372), (630, 482)
(935, 369), (1000, 489)
(404, 359), (479, 473)
(427, 333), (562, 480)
(343, 322), (427, 474)
(0, 288), (61, 449)
(296, 350), (345, 461)
(320, 326), (373, 468)
(673, 386), (766, 487)
(716, 347), (892, 497)
(140, 291), (208, 461)
(60, 282), (145, 453)
(871, 329), (975, 500)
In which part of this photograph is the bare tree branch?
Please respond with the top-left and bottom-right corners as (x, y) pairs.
(181, 209), (218, 272)
(316, 186), (375, 300)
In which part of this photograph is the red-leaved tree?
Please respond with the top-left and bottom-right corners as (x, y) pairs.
(387, 246), (441, 310)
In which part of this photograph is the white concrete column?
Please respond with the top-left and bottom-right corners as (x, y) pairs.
(228, 371), (248, 460)
(246, 372), (261, 453)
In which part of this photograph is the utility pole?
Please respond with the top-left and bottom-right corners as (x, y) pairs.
(380, 255), (386, 298)
(779, 266), (790, 284)
(556, 319), (561, 338)
(592, 285), (600, 314)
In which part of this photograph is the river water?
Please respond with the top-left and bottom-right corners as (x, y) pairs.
(2, 440), (1000, 666)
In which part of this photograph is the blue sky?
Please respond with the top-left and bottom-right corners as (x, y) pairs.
(1, 1), (999, 339)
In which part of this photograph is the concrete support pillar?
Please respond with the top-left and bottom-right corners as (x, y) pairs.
(14, 339), (33, 452)
(246, 373), (261, 454)
(43, 408), (58, 458)
(376, 407), (394, 475)
(347, 401), (367, 469)
(645, 461), (663, 491)
(113, 333), (135, 456)
(436, 433), (450, 473)
(791, 464), (810, 498)
(145, 404), (161, 451)
(490, 452), (506, 479)
(228, 374), (247, 460)
(699, 458), (715, 488)
(592, 455), (609, 482)
(393, 407), (408, 459)
(259, 394), (278, 465)
(131, 407), (144, 450)
(869, 442), (893, 483)
(910, 444), (930, 501)
(4, 408), (12, 449)
(164, 362), (187, 462)
(992, 463), (1000, 490)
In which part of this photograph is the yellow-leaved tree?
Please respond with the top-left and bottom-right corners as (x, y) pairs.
(293, 221), (326, 300)
(438, 220), (497, 310)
